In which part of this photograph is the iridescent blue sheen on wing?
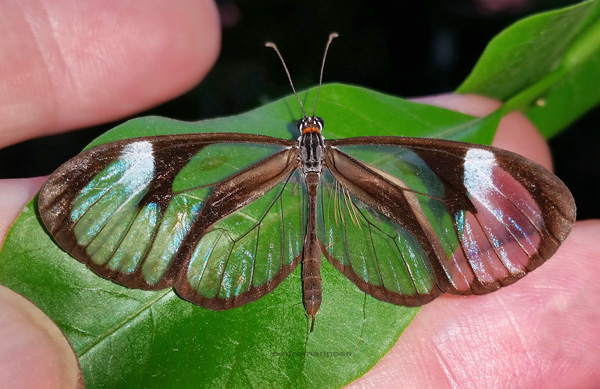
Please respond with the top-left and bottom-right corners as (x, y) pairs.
(186, 170), (306, 301)
(38, 134), (298, 296)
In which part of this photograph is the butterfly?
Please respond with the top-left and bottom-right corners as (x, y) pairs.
(38, 33), (576, 331)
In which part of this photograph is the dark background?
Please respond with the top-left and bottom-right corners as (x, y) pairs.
(0, 0), (597, 219)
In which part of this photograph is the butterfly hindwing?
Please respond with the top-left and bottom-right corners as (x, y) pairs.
(318, 146), (447, 305)
(175, 161), (307, 309)
(39, 133), (303, 308)
(321, 136), (575, 303)
(318, 168), (442, 306)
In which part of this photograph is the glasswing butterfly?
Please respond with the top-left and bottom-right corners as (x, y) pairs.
(38, 33), (576, 331)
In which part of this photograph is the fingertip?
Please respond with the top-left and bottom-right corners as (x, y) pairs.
(494, 110), (552, 170)
(0, 0), (221, 147)
(119, 0), (221, 108)
(411, 93), (502, 117)
(59, 0), (222, 131)
(0, 177), (46, 246)
(0, 286), (83, 388)
(412, 93), (552, 170)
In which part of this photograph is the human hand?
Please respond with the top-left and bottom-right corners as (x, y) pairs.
(1, 1), (598, 388)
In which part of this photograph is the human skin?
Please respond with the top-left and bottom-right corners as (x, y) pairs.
(0, 1), (598, 388)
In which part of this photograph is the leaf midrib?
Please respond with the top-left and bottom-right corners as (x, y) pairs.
(76, 289), (173, 356)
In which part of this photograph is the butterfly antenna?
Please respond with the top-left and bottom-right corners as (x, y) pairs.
(312, 32), (339, 117)
(265, 40), (307, 117)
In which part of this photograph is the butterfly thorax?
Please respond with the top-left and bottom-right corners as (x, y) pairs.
(297, 116), (325, 176)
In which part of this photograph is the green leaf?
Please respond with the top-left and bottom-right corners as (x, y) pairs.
(0, 84), (497, 388)
(457, 0), (600, 138)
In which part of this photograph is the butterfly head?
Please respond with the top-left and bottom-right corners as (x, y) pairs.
(297, 116), (324, 134)
(267, 33), (337, 138)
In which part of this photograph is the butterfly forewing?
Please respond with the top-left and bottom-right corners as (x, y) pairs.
(322, 136), (575, 299)
(39, 133), (301, 307)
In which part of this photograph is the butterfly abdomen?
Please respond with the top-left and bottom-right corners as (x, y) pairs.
(302, 172), (322, 330)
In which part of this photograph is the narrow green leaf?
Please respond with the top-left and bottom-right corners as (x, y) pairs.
(0, 84), (495, 388)
(457, 0), (600, 138)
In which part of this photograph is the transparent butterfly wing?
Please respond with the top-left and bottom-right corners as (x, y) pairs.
(320, 137), (575, 304)
(176, 169), (307, 309)
(39, 133), (306, 309)
(318, 168), (442, 305)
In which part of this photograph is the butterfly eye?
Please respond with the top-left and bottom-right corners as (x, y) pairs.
(316, 117), (324, 130)
(297, 118), (306, 133)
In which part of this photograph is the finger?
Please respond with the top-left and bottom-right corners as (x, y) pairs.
(0, 0), (220, 148)
(0, 285), (83, 388)
(412, 93), (552, 170)
(0, 177), (45, 246)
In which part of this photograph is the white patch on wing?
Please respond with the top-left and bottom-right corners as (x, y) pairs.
(70, 141), (156, 222)
(464, 148), (496, 203)
(119, 141), (156, 192)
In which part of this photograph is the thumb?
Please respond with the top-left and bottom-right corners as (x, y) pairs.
(0, 285), (83, 388)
